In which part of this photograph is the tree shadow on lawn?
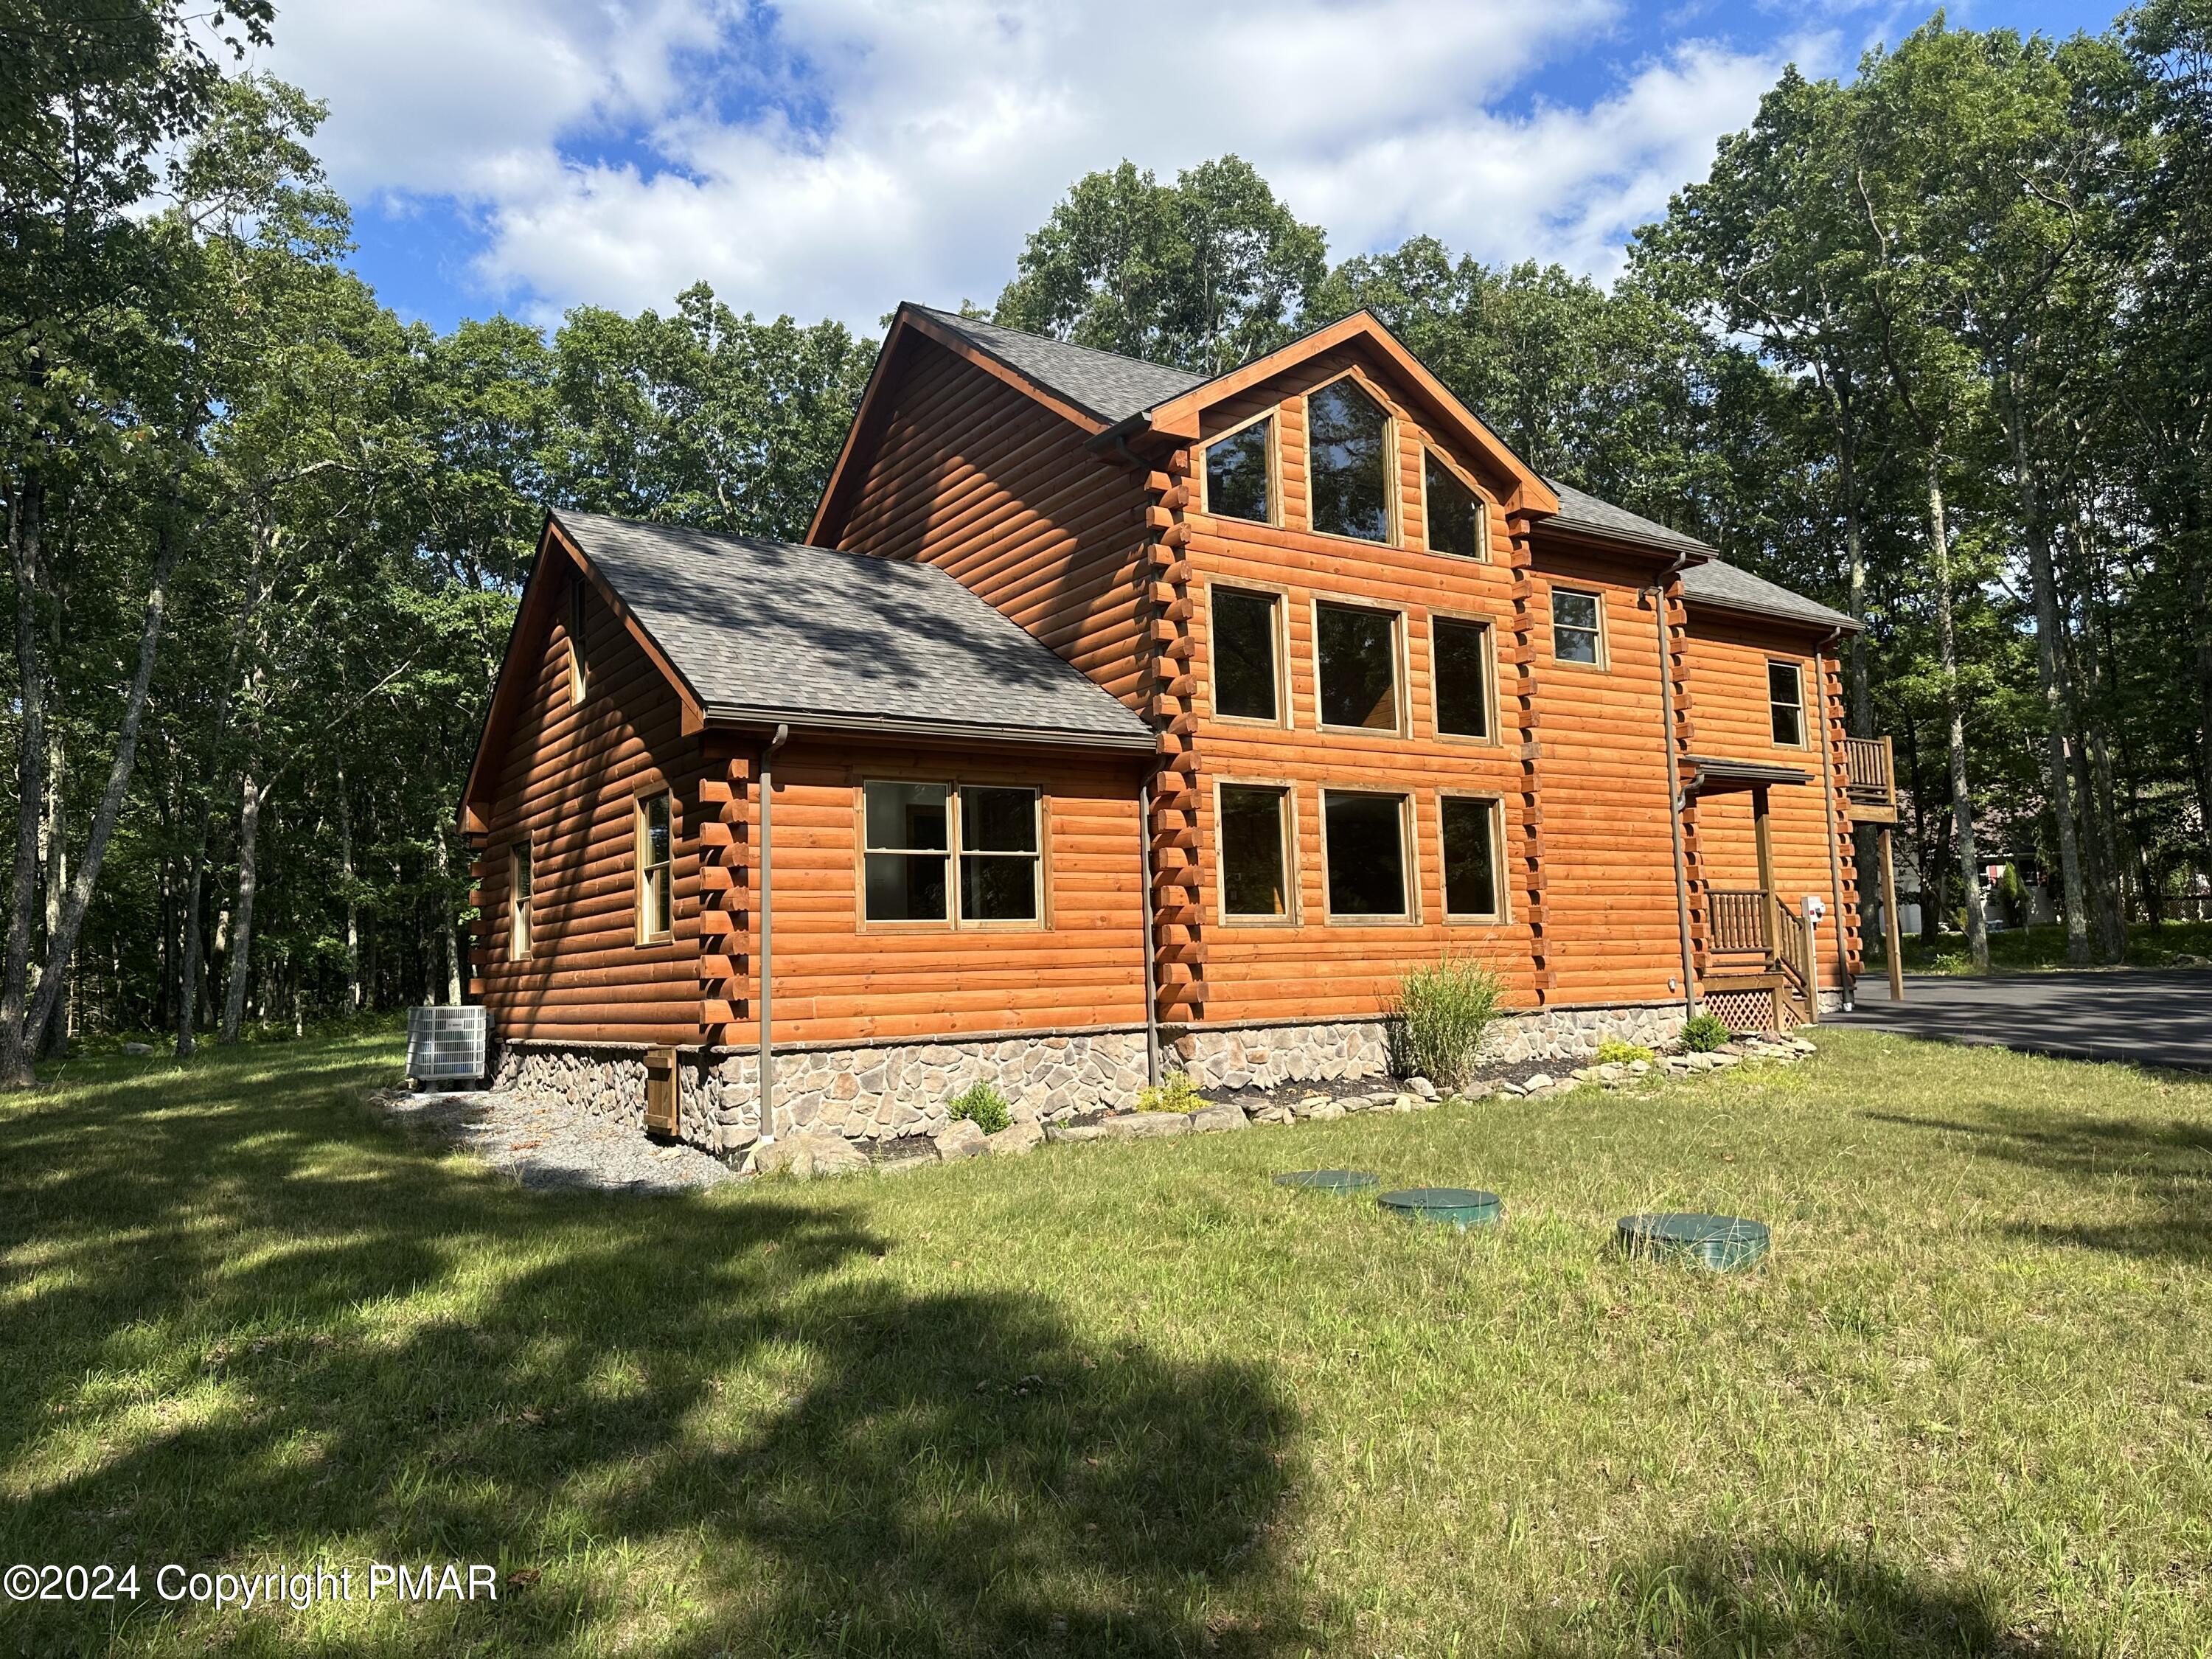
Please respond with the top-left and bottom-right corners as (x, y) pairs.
(1532, 1534), (2075, 1657)
(0, 1050), (1310, 1656)
(1864, 1104), (2212, 1263)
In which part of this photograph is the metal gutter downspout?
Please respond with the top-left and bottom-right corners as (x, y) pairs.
(1815, 629), (1854, 1011)
(1138, 776), (1161, 1087)
(1648, 559), (1700, 1020)
(757, 723), (790, 1127)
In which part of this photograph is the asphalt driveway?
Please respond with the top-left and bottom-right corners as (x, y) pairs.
(1834, 970), (2212, 1070)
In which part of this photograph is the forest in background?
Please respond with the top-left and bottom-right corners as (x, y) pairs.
(5, 0), (2210, 1073)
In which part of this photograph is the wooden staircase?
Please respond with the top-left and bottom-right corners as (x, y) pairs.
(1701, 888), (1816, 1033)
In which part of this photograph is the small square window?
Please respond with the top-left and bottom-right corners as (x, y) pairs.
(1316, 602), (1400, 731)
(1769, 661), (1805, 746)
(1433, 619), (1492, 740)
(1441, 797), (1502, 920)
(1551, 588), (1603, 667)
(864, 781), (950, 922)
(1323, 791), (1409, 919)
(636, 793), (672, 942)
(1424, 453), (1486, 559)
(1204, 417), (1273, 524)
(509, 842), (532, 959)
(1219, 786), (1290, 919)
(1211, 588), (1281, 722)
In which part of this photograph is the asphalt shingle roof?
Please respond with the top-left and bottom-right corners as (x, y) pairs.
(910, 305), (1208, 425)
(552, 509), (1155, 748)
(1543, 480), (1712, 556)
(1677, 556), (1857, 632)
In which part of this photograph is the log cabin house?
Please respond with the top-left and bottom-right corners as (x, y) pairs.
(459, 305), (1900, 1154)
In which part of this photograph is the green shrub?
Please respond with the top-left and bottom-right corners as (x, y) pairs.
(1681, 1012), (1731, 1053)
(1596, 1037), (1655, 1065)
(947, 1083), (1011, 1135)
(1133, 1072), (1204, 1114)
(1389, 953), (1504, 1090)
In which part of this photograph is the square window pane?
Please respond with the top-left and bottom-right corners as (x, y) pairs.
(1317, 603), (1398, 729)
(1219, 787), (1288, 917)
(960, 854), (1037, 922)
(1425, 453), (1484, 558)
(1442, 798), (1500, 917)
(1206, 419), (1271, 524)
(864, 781), (949, 850)
(866, 852), (949, 921)
(961, 787), (1037, 853)
(1324, 793), (1407, 917)
(1310, 380), (1391, 542)
(1434, 619), (1491, 738)
(648, 868), (671, 936)
(1211, 589), (1279, 721)
(644, 793), (671, 867)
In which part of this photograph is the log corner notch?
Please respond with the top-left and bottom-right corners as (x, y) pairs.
(695, 749), (754, 1046)
(1503, 504), (1554, 1003)
(1138, 447), (1207, 1026)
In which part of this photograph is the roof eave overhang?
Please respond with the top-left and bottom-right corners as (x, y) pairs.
(1681, 591), (1862, 636)
(703, 704), (1158, 755)
(1683, 755), (1813, 794)
(1532, 515), (1716, 567)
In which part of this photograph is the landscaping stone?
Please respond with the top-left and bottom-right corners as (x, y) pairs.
(933, 1119), (989, 1161)
(1187, 1103), (1250, 1134)
(1102, 1111), (1186, 1139)
(121, 1041), (153, 1056)
(1407, 1076), (1437, 1099)
(1043, 1121), (1113, 1144)
(872, 1135), (941, 1174)
(985, 1119), (1044, 1156)
(754, 1133), (870, 1180)
(1523, 1073), (1554, 1092)
(1306, 1101), (1346, 1121)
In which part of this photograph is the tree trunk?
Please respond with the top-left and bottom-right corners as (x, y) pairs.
(220, 764), (262, 1045)
(0, 481), (48, 1088)
(336, 763), (361, 1012)
(37, 728), (65, 1059)
(1927, 451), (1989, 970)
(431, 827), (461, 1004)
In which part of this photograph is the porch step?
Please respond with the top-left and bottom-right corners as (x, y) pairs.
(1700, 971), (1809, 1034)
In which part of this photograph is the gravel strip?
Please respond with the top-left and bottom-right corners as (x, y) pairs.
(374, 1087), (736, 1194)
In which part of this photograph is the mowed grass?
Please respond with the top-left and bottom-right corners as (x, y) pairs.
(1868, 916), (2212, 975)
(5, 1034), (2212, 1655)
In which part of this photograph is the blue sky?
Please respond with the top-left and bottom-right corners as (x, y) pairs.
(252, 0), (2123, 338)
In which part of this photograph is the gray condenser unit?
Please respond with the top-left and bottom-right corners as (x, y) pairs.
(406, 1004), (489, 1085)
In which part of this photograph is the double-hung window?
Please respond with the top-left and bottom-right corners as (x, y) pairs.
(863, 782), (1040, 925)
(509, 841), (532, 959)
(1551, 588), (1604, 667)
(636, 792), (672, 942)
(1769, 661), (1805, 746)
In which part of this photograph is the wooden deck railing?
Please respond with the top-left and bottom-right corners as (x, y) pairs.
(1708, 889), (1770, 954)
(1843, 734), (1895, 804)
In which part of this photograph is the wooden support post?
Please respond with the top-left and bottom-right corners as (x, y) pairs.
(1753, 785), (1778, 958)
(1881, 826), (1905, 1003)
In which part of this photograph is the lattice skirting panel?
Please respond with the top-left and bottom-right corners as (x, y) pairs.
(1705, 987), (1777, 1034)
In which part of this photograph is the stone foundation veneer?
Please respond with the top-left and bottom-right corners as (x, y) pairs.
(490, 999), (1694, 1160)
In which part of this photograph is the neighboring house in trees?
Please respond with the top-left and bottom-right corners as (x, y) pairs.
(459, 305), (1898, 1155)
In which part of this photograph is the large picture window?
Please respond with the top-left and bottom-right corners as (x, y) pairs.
(509, 842), (532, 959)
(1433, 618), (1493, 740)
(1307, 378), (1391, 543)
(1211, 588), (1281, 723)
(1323, 790), (1410, 919)
(636, 792), (672, 942)
(1315, 601), (1401, 731)
(1424, 452), (1487, 559)
(1768, 661), (1805, 747)
(863, 782), (1040, 926)
(1218, 785), (1291, 920)
(1551, 588), (1604, 667)
(1441, 796), (1503, 920)
(1204, 416), (1273, 524)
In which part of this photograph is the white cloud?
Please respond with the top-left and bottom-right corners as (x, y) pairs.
(259, 0), (1833, 329)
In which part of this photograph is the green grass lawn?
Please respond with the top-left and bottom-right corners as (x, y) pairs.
(1865, 915), (2212, 976)
(6, 1032), (2212, 1656)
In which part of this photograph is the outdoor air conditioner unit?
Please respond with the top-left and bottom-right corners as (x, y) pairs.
(406, 1004), (489, 1085)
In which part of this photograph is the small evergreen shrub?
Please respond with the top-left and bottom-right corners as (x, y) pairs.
(947, 1082), (1011, 1134)
(1682, 1012), (1731, 1053)
(1134, 1072), (1204, 1114)
(1596, 1037), (1655, 1065)
(1390, 953), (1505, 1090)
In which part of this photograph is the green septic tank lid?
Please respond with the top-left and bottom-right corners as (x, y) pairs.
(1377, 1187), (1503, 1229)
(1275, 1169), (1380, 1194)
(1618, 1212), (1770, 1271)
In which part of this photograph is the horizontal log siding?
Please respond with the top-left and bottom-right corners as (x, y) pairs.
(1680, 614), (1860, 991)
(827, 341), (1155, 709)
(473, 571), (711, 1046)
(1180, 346), (1555, 1023)
(745, 737), (1148, 1045)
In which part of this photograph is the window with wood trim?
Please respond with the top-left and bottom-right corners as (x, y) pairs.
(862, 782), (1040, 926)
(1315, 601), (1401, 731)
(1433, 617), (1493, 740)
(1424, 451), (1487, 559)
(1307, 378), (1391, 543)
(1440, 796), (1503, 921)
(568, 577), (589, 703)
(1210, 587), (1281, 723)
(1768, 661), (1805, 746)
(1218, 785), (1292, 921)
(1203, 415), (1273, 524)
(1323, 790), (1410, 919)
(636, 791), (672, 942)
(1551, 587), (1604, 667)
(509, 841), (532, 959)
